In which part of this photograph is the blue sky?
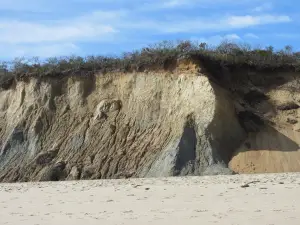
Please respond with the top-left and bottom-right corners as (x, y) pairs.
(0, 0), (298, 59)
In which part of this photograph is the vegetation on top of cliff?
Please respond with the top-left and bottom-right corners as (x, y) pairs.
(0, 40), (300, 86)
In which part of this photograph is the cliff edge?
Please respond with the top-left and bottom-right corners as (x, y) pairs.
(0, 58), (300, 182)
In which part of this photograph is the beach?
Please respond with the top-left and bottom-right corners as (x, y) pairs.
(1, 173), (299, 225)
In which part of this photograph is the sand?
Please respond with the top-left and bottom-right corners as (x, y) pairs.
(0, 173), (300, 225)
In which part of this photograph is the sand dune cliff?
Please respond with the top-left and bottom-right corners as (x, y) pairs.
(0, 60), (300, 182)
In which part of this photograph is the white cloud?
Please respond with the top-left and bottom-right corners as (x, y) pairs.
(0, 21), (116, 44)
(0, 11), (121, 44)
(0, 0), (61, 12)
(226, 15), (291, 28)
(0, 43), (79, 58)
(0, 9), (121, 57)
(0, 0), (293, 58)
(151, 14), (292, 33)
(0, 11), (291, 57)
(162, 0), (190, 8)
(253, 2), (273, 12)
(137, 0), (192, 11)
(224, 34), (241, 40)
(137, 0), (262, 11)
(244, 33), (259, 39)
(191, 33), (241, 45)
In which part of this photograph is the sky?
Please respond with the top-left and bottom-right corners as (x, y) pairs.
(0, 0), (298, 59)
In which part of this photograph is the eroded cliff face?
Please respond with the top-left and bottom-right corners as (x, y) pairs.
(0, 67), (245, 182)
(229, 75), (300, 173)
(0, 63), (300, 182)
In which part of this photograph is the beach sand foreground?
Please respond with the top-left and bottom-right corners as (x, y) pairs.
(0, 173), (299, 225)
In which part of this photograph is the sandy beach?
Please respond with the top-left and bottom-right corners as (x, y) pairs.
(0, 173), (299, 225)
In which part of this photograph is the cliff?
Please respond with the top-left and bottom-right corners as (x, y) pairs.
(0, 59), (300, 182)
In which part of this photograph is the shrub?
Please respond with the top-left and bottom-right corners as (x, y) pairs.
(0, 40), (300, 85)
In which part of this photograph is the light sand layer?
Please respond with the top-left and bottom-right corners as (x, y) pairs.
(1, 173), (300, 225)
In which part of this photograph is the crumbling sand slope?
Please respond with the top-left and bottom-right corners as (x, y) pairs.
(0, 62), (300, 182)
(230, 77), (300, 173)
